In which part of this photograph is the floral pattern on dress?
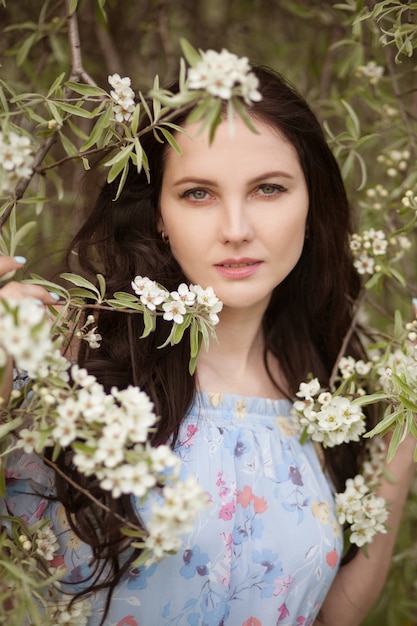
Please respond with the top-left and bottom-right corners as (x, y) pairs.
(1, 391), (343, 625)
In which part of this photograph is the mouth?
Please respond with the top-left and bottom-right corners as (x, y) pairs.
(214, 259), (262, 279)
(220, 262), (258, 268)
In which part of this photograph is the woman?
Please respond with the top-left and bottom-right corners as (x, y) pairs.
(1, 65), (415, 625)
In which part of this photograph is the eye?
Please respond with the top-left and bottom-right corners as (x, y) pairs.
(180, 188), (210, 202)
(257, 183), (287, 196)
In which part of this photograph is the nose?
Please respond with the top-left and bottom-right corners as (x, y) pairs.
(218, 198), (254, 244)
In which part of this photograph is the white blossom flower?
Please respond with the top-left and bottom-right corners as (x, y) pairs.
(335, 475), (388, 547)
(35, 525), (60, 561)
(296, 377), (321, 399)
(162, 299), (187, 324)
(16, 428), (42, 453)
(49, 598), (92, 626)
(139, 282), (168, 311)
(0, 131), (33, 193)
(82, 326), (102, 349)
(52, 415), (78, 447)
(108, 73), (136, 123)
(71, 364), (96, 388)
(188, 49), (261, 104)
(354, 253), (375, 275)
(94, 434), (125, 468)
(148, 444), (180, 472)
(170, 283), (196, 306)
(357, 61), (384, 84)
(144, 475), (209, 563)
(190, 284), (223, 323)
(131, 275), (156, 295)
(295, 379), (366, 447)
(338, 356), (356, 378)
(115, 461), (156, 497)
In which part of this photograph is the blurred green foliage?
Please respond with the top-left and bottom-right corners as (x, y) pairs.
(0, 0), (416, 623)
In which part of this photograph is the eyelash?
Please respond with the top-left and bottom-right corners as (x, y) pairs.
(180, 183), (287, 202)
(180, 188), (210, 201)
(257, 183), (287, 196)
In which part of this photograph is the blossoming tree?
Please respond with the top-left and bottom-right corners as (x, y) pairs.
(0, 1), (416, 624)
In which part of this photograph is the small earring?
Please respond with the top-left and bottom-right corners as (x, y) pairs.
(305, 225), (310, 240)
(161, 230), (169, 244)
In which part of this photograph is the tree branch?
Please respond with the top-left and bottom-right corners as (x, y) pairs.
(66, 0), (98, 86)
(41, 454), (143, 533)
(329, 289), (368, 390)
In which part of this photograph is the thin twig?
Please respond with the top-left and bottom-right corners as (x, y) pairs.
(66, 0), (98, 86)
(36, 102), (192, 174)
(0, 135), (57, 231)
(1, 2), (101, 233)
(329, 289), (368, 390)
(383, 45), (417, 158)
(40, 454), (143, 533)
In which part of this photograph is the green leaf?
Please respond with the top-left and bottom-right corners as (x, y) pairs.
(47, 72), (66, 98)
(60, 272), (100, 297)
(398, 394), (417, 413)
(180, 38), (201, 67)
(47, 101), (64, 126)
(159, 127), (182, 155)
(80, 105), (113, 151)
(65, 82), (108, 97)
(103, 143), (134, 168)
(59, 131), (78, 156)
(139, 92), (153, 123)
(0, 416), (24, 442)
(114, 161), (130, 199)
(141, 307), (156, 337)
(58, 102), (95, 119)
(185, 97), (211, 125)
(232, 97), (259, 134)
(131, 103), (141, 135)
(16, 32), (38, 66)
(387, 422), (403, 462)
(107, 153), (130, 184)
(299, 426), (310, 445)
(97, 274), (106, 300)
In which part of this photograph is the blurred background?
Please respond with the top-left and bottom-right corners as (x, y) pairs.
(0, 2), (416, 623)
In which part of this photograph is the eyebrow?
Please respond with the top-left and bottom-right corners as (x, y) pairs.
(172, 170), (295, 187)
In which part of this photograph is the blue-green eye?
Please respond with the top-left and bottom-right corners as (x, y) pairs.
(181, 188), (209, 201)
(258, 183), (286, 196)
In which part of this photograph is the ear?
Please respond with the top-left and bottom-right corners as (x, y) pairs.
(156, 215), (164, 234)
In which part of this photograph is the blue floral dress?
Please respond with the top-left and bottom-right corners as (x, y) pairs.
(2, 392), (343, 626)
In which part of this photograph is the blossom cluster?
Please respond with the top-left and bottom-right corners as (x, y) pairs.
(0, 298), (68, 380)
(108, 73), (136, 123)
(187, 48), (262, 104)
(0, 284), (212, 566)
(76, 313), (102, 349)
(131, 276), (223, 325)
(401, 188), (417, 211)
(19, 523), (59, 562)
(376, 340), (417, 393)
(293, 377), (366, 447)
(335, 474), (388, 547)
(143, 476), (208, 564)
(357, 60), (384, 84)
(377, 148), (410, 179)
(350, 228), (389, 276)
(0, 130), (33, 194)
(48, 599), (92, 626)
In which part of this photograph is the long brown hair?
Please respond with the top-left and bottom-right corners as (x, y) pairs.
(59, 65), (370, 614)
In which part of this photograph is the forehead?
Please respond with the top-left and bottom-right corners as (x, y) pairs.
(162, 116), (302, 178)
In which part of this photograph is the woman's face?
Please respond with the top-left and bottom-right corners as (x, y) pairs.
(159, 116), (309, 315)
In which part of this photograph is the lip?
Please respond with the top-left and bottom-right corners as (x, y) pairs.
(214, 258), (263, 279)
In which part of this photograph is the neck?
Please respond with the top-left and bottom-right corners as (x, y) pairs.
(196, 305), (287, 399)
